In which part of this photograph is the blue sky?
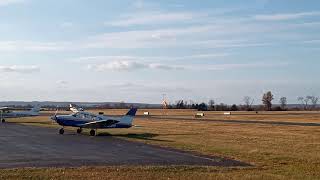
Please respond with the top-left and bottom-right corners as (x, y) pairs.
(0, 0), (319, 104)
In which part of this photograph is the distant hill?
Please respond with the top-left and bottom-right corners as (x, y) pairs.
(0, 101), (161, 109)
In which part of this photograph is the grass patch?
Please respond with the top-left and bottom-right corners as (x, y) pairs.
(5, 110), (320, 179)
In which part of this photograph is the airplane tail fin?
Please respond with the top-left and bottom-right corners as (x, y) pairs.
(120, 108), (138, 126)
(29, 106), (41, 116)
(31, 106), (41, 113)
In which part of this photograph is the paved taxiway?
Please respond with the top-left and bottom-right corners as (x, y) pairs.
(0, 123), (248, 168)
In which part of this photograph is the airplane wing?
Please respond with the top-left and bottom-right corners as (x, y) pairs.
(0, 107), (10, 111)
(80, 119), (119, 129)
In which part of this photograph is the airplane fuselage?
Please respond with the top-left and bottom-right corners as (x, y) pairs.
(54, 115), (132, 129)
(51, 108), (137, 136)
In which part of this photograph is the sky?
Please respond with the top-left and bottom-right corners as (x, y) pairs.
(0, 0), (319, 104)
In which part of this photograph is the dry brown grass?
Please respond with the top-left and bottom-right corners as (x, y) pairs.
(3, 109), (320, 179)
(89, 109), (320, 123)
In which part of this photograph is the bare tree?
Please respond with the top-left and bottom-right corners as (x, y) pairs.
(298, 96), (313, 110)
(298, 97), (306, 110)
(262, 91), (274, 111)
(243, 96), (254, 111)
(175, 100), (185, 109)
(184, 100), (190, 108)
(279, 97), (287, 110)
(310, 96), (319, 110)
(208, 99), (215, 111)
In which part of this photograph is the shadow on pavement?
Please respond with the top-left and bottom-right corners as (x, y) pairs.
(98, 133), (175, 142)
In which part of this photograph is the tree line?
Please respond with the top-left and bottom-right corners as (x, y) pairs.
(170, 91), (319, 111)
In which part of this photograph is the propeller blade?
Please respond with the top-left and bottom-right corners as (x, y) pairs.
(51, 106), (59, 124)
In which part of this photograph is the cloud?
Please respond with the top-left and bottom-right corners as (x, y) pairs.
(1, 15), (317, 53)
(70, 53), (229, 64)
(149, 63), (184, 70)
(102, 82), (193, 95)
(302, 40), (320, 44)
(0, 65), (40, 73)
(204, 62), (288, 71)
(60, 22), (74, 28)
(56, 80), (69, 88)
(84, 24), (272, 49)
(87, 61), (287, 72)
(88, 61), (147, 71)
(254, 11), (320, 21)
(0, 41), (70, 52)
(0, 36), (266, 53)
(87, 61), (184, 71)
(0, 0), (24, 6)
(106, 12), (207, 27)
(71, 56), (140, 63)
(132, 0), (157, 9)
(56, 80), (68, 85)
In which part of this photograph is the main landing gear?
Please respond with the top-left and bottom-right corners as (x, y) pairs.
(1, 119), (5, 123)
(77, 128), (82, 134)
(90, 129), (96, 136)
(76, 128), (96, 136)
(58, 127), (96, 136)
(59, 128), (64, 135)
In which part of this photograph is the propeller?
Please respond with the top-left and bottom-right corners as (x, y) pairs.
(50, 107), (59, 124)
(54, 109), (58, 117)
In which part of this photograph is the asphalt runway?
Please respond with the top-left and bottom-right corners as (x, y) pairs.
(0, 123), (248, 168)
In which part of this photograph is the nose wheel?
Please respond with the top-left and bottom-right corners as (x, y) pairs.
(90, 130), (96, 136)
(59, 128), (64, 135)
(1, 119), (5, 123)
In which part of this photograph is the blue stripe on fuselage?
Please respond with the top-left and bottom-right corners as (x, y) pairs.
(56, 118), (88, 127)
(56, 117), (132, 129)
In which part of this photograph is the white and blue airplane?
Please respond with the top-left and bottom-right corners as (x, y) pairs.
(51, 108), (138, 136)
(0, 106), (41, 123)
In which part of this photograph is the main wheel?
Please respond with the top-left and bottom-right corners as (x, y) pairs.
(90, 130), (96, 136)
(1, 119), (5, 123)
(77, 128), (82, 134)
(59, 128), (64, 135)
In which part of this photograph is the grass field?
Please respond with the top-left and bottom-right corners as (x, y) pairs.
(2, 109), (320, 179)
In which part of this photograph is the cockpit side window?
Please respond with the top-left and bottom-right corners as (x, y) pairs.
(72, 113), (78, 117)
(71, 113), (98, 120)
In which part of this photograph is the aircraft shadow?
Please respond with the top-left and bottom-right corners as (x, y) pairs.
(7, 121), (51, 125)
(97, 133), (174, 142)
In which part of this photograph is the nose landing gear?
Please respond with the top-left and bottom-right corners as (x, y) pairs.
(59, 128), (64, 135)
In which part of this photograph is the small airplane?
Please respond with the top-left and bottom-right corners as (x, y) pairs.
(51, 108), (138, 136)
(0, 106), (41, 123)
(69, 104), (84, 113)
